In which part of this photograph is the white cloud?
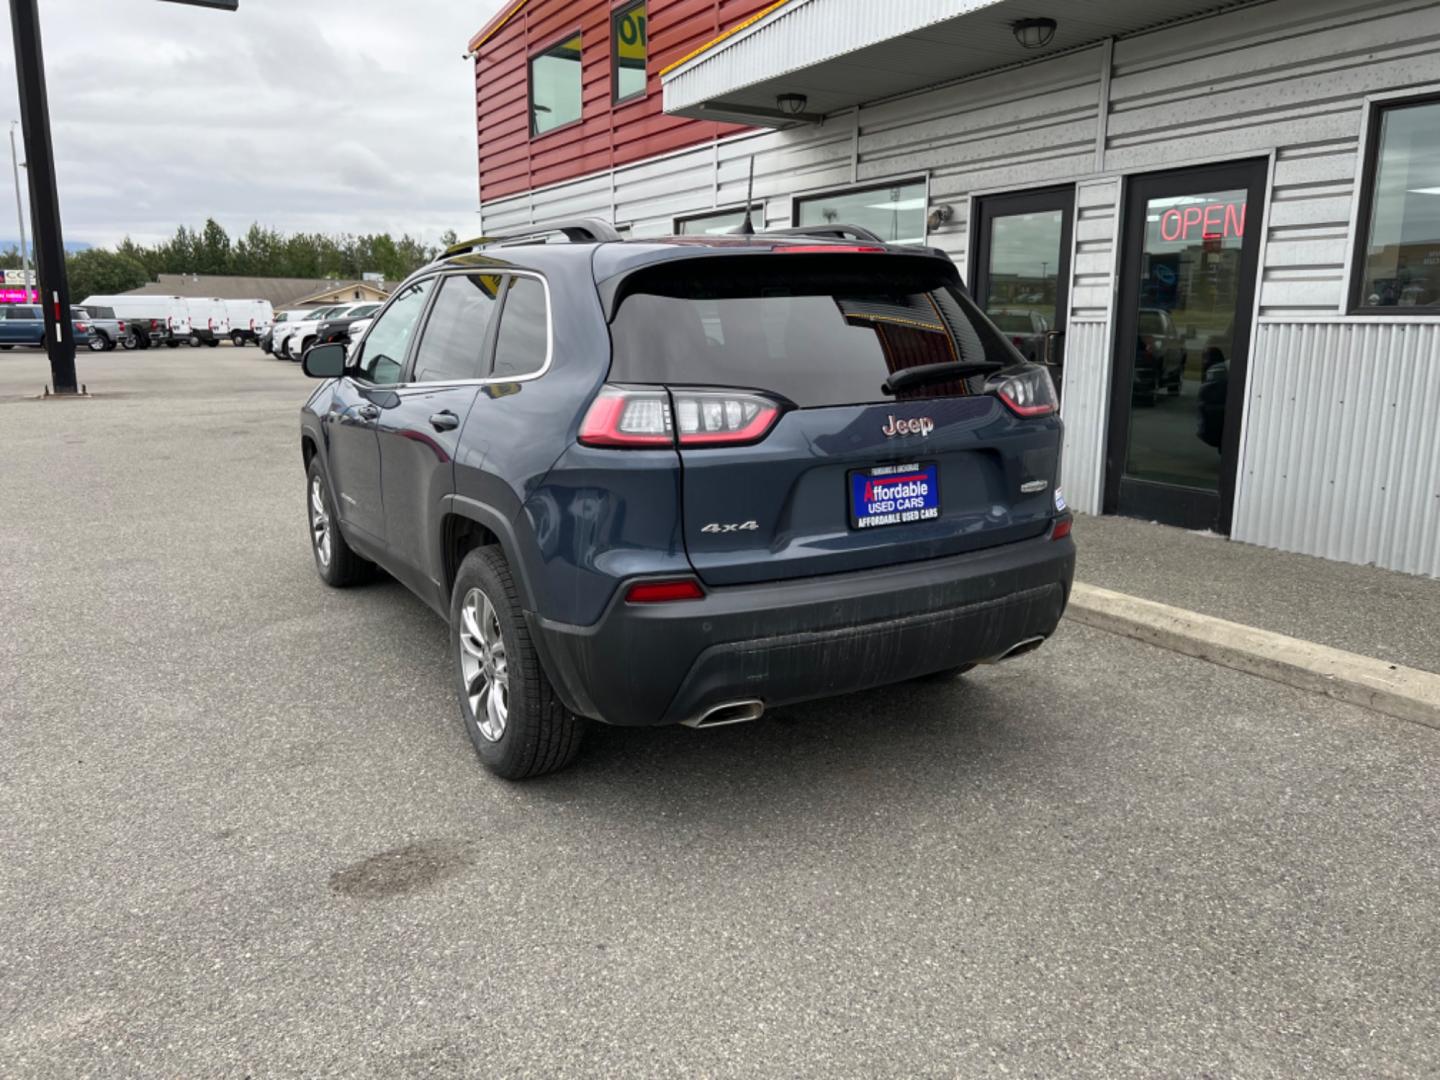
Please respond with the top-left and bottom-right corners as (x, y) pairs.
(0, 0), (506, 247)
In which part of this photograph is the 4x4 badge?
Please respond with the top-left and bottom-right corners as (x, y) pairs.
(882, 415), (934, 438)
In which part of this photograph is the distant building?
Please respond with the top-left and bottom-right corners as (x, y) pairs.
(125, 274), (390, 310)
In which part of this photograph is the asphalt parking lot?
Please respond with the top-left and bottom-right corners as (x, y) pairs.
(2, 349), (1438, 1078)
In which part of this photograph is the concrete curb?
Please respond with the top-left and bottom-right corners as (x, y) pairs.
(1066, 583), (1440, 732)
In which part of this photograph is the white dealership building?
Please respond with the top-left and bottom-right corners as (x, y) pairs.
(478, 0), (1440, 577)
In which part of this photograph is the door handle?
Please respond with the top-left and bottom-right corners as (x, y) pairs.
(357, 404), (381, 421)
(429, 410), (460, 432)
(1043, 329), (1067, 367)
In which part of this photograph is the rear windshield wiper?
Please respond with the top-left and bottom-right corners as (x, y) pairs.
(882, 360), (1003, 396)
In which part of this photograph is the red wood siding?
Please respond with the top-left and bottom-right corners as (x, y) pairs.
(474, 0), (775, 203)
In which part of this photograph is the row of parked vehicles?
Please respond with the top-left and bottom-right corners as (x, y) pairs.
(66, 295), (276, 350)
(258, 300), (380, 360)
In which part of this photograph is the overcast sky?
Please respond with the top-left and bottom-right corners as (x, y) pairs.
(0, 0), (506, 249)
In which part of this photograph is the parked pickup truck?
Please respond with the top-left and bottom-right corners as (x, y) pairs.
(0, 304), (92, 349)
(75, 304), (124, 351)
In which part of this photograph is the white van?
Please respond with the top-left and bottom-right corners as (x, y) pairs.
(80, 294), (192, 349)
(223, 300), (274, 346)
(184, 298), (230, 347)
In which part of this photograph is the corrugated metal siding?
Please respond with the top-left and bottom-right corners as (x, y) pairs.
(1058, 178), (1121, 516)
(1233, 321), (1440, 577)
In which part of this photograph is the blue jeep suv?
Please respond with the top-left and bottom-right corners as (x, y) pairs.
(298, 219), (1075, 778)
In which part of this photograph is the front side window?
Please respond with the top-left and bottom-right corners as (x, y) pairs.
(412, 274), (503, 383)
(612, 2), (646, 103)
(492, 277), (549, 378)
(530, 33), (582, 137)
(675, 207), (764, 236)
(355, 278), (433, 385)
(795, 180), (928, 245)
(1357, 97), (1440, 309)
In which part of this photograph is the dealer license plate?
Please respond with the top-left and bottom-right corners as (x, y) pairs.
(849, 462), (941, 530)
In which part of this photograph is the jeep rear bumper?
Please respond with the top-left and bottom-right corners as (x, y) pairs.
(526, 531), (1075, 727)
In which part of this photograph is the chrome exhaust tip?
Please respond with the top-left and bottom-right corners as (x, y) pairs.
(984, 635), (1046, 664)
(682, 699), (765, 729)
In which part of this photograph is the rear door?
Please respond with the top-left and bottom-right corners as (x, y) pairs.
(607, 254), (1062, 586)
(375, 272), (500, 584)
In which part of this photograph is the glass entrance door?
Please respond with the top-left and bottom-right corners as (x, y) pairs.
(1105, 161), (1267, 533)
(971, 186), (1074, 401)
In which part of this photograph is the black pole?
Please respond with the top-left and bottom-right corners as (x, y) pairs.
(9, 0), (75, 393)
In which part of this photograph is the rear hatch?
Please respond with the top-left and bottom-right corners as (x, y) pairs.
(601, 251), (1062, 587)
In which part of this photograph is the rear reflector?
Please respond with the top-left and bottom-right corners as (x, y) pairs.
(1052, 516), (1073, 541)
(625, 579), (705, 603)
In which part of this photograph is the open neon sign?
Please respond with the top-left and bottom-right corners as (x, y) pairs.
(1159, 200), (1247, 243)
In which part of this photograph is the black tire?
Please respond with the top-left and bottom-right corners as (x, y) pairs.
(134, 334), (150, 350)
(165, 339), (179, 349)
(451, 546), (585, 780)
(299, 336), (315, 356)
(87, 334), (106, 352)
(0, 344), (12, 350)
(205, 338), (219, 348)
(103, 335), (117, 352)
(305, 458), (371, 587)
(231, 331), (245, 347)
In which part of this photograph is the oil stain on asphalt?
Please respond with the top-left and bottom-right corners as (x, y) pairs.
(329, 840), (473, 900)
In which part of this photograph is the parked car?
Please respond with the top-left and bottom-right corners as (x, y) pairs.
(343, 317), (372, 358)
(224, 300), (273, 346)
(298, 223), (1075, 779)
(1133, 306), (1186, 404)
(184, 297), (229, 347)
(313, 302), (381, 348)
(80, 294), (191, 348)
(274, 306), (341, 359)
(76, 304), (123, 351)
(988, 309), (1050, 364)
(0, 304), (92, 349)
(263, 308), (314, 355)
(281, 302), (374, 360)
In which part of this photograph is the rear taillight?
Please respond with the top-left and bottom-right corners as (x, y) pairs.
(987, 365), (1058, 418)
(625, 578), (706, 603)
(118, 320), (126, 331)
(76, 322), (88, 331)
(578, 385), (781, 449)
(1052, 515), (1072, 541)
(150, 319), (158, 330)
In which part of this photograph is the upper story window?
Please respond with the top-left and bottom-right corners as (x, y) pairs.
(612, 2), (647, 104)
(530, 32), (582, 137)
(1354, 96), (1440, 311)
(795, 179), (928, 246)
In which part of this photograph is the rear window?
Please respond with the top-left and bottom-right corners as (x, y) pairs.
(86, 306), (115, 319)
(608, 257), (1020, 407)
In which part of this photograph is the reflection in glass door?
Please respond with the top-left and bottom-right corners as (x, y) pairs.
(971, 187), (1074, 401)
(1106, 161), (1267, 533)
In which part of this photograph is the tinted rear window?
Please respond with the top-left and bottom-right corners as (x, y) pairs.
(608, 257), (1020, 407)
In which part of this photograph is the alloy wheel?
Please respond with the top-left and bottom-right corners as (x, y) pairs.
(458, 587), (509, 742)
(309, 476), (332, 567)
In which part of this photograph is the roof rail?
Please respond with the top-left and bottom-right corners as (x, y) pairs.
(759, 224), (887, 244)
(443, 217), (622, 258)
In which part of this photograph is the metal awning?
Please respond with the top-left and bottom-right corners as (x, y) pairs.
(662, 0), (1253, 126)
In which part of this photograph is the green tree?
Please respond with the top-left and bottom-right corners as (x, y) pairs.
(196, 218), (231, 275)
(66, 248), (151, 299)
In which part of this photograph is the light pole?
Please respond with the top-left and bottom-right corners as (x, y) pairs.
(8, 0), (238, 395)
(9, 120), (29, 298)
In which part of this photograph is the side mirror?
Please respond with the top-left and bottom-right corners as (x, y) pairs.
(302, 341), (347, 379)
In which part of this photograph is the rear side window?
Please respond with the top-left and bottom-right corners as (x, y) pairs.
(608, 257), (1019, 407)
(412, 274), (502, 383)
(492, 277), (548, 378)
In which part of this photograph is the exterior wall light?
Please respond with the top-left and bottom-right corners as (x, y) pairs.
(1012, 18), (1057, 49)
(927, 204), (954, 230)
(776, 93), (808, 116)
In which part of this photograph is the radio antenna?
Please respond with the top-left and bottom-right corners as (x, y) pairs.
(732, 155), (757, 235)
